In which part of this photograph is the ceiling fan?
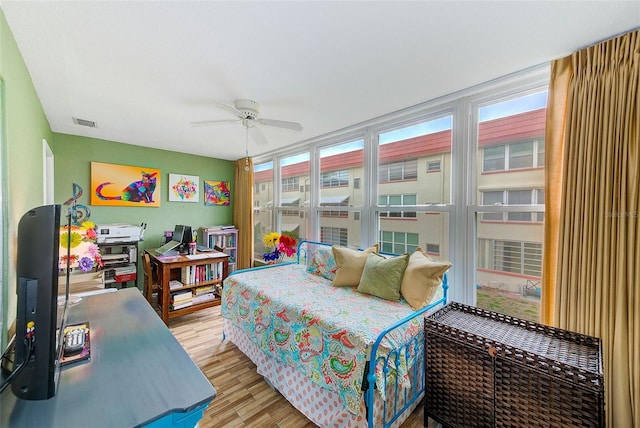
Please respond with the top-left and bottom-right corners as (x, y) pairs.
(190, 99), (303, 145)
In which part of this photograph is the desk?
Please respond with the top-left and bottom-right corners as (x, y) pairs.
(1, 289), (216, 427)
(147, 250), (229, 325)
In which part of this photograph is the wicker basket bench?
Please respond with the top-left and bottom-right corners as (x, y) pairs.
(424, 302), (604, 427)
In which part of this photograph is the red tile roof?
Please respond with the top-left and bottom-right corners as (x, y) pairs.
(255, 107), (546, 179)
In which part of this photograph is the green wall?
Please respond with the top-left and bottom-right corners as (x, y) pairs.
(1, 8), (54, 346)
(51, 134), (234, 288)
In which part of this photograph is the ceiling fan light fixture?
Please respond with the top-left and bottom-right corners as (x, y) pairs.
(235, 99), (260, 120)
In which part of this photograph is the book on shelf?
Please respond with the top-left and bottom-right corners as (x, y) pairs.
(171, 290), (193, 303)
(193, 292), (216, 305)
(180, 262), (223, 284)
(194, 284), (215, 295)
(169, 279), (183, 290)
(171, 300), (193, 310)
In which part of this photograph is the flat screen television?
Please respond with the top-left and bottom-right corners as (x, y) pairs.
(11, 204), (67, 400)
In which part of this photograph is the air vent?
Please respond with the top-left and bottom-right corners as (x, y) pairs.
(72, 117), (97, 128)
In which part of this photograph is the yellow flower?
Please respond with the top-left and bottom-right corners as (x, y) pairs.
(81, 220), (96, 230)
(60, 231), (83, 249)
(263, 232), (281, 248)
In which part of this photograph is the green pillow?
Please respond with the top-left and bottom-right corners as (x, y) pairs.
(357, 253), (409, 301)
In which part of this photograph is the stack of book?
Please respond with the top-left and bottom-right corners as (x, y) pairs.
(170, 290), (193, 310)
(192, 284), (216, 305)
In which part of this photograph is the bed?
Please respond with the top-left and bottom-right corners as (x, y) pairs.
(221, 241), (450, 427)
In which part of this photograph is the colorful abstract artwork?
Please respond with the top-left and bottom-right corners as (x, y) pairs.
(204, 180), (231, 206)
(91, 162), (160, 207)
(169, 173), (199, 202)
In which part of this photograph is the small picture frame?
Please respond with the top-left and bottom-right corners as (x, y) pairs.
(204, 180), (231, 206)
(169, 173), (199, 202)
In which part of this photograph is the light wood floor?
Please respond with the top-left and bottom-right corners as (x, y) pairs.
(168, 305), (433, 427)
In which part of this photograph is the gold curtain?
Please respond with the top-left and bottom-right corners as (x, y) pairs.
(543, 30), (639, 427)
(233, 157), (254, 270)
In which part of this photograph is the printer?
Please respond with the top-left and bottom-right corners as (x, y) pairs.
(97, 224), (144, 243)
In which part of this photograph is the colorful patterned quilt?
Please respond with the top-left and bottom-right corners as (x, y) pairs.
(221, 263), (422, 415)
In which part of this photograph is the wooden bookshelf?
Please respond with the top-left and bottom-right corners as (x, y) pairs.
(146, 250), (229, 325)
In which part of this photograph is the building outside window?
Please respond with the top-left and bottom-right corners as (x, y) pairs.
(427, 160), (441, 172)
(321, 227), (348, 246)
(425, 243), (440, 255)
(482, 139), (545, 172)
(481, 189), (544, 222)
(379, 194), (417, 218)
(379, 159), (418, 182)
(282, 176), (299, 192)
(478, 239), (542, 277)
(380, 231), (419, 254)
(321, 169), (349, 187)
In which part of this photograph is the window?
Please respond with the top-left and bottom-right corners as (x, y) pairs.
(282, 199), (300, 216)
(483, 146), (505, 171)
(282, 176), (299, 192)
(379, 194), (417, 218)
(480, 189), (544, 222)
(379, 159), (418, 182)
(475, 90), (547, 322)
(254, 161), (274, 259)
(319, 140), (364, 244)
(482, 139), (544, 172)
(321, 227), (348, 246)
(254, 183), (260, 194)
(254, 70), (547, 323)
(426, 243), (440, 255)
(478, 239), (542, 277)
(380, 231), (419, 254)
(321, 169), (349, 187)
(536, 189), (545, 222)
(320, 196), (349, 218)
(427, 160), (441, 172)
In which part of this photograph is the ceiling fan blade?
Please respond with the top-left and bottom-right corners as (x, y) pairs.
(190, 118), (241, 127)
(248, 124), (269, 145)
(258, 118), (303, 131)
(216, 102), (244, 118)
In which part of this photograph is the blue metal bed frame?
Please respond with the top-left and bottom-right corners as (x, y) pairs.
(226, 240), (449, 427)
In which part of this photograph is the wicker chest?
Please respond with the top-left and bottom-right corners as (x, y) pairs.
(425, 302), (604, 428)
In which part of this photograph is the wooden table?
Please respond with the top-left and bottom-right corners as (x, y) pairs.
(1, 288), (216, 427)
(147, 250), (229, 325)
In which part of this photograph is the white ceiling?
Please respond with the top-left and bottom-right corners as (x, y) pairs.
(2, 1), (639, 161)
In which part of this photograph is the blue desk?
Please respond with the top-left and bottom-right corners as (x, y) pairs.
(1, 288), (216, 427)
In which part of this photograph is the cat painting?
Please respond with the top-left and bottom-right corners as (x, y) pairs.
(95, 171), (157, 203)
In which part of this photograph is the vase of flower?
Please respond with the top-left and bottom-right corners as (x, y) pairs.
(262, 232), (297, 264)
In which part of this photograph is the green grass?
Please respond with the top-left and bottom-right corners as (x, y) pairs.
(476, 287), (540, 323)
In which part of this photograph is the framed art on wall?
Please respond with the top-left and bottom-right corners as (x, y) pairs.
(169, 173), (199, 202)
(204, 180), (230, 206)
(90, 162), (160, 207)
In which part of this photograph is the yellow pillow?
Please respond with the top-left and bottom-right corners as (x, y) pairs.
(401, 248), (452, 310)
(331, 244), (379, 287)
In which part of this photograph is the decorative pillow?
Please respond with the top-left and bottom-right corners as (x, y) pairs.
(331, 244), (379, 287)
(357, 253), (409, 301)
(401, 248), (452, 310)
(306, 245), (337, 281)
